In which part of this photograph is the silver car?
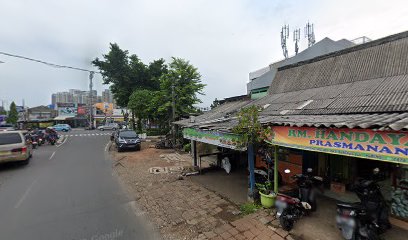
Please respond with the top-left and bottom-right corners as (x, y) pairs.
(0, 131), (33, 165)
(97, 123), (119, 131)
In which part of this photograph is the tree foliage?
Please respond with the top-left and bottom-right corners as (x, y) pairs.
(7, 102), (18, 125)
(157, 57), (205, 121)
(128, 89), (154, 132)
(92, 43), (133, 107)
(210, 98), (220, 109)
(232, 105), (271, 146)
(93, 44), (205, 132)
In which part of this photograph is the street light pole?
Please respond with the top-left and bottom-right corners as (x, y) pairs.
(88, 71), (94, 129)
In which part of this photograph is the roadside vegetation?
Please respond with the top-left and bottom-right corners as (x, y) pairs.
(92, 43), (205, 136)
(239, 202), (262, 215)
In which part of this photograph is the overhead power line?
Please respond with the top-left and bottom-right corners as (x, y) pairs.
(0, 51), (99, 73)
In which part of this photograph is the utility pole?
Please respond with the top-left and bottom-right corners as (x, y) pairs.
(88, 71), (94, 129)
(172, 80), (176, 146)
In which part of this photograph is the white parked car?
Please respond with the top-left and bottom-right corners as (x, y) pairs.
(0, 131), (33, 165)
(97, 123), (119, 131)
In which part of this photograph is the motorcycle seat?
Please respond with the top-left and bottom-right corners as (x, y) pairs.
(277, 193), (300, 203)
(337, 202), (364, 210)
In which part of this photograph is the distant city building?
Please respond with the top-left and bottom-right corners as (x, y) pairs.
(51, 89), (114, 106)
(102, 89), (114, 104)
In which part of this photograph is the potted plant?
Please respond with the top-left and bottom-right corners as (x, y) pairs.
(256, 181), (276, 208)
(233, 106), (276, 204)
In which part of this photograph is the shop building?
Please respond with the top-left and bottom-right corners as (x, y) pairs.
(176, 31), (408, 224)
(18, 105), (57, 128)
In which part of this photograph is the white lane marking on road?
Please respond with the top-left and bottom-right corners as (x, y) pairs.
(56, 136), (68, 148)
(104, 142), (110, 152)
(49, 151), (56, 160)
(15, 179), (38, 208)
(74, 134), (78, 137)
(92, 134), (95, 136)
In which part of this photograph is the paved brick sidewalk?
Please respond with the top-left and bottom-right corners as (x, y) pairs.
(196, 210), (293, 240)
(112, 144), (294, 240)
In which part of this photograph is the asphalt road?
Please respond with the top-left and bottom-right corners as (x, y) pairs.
(0, 129), (158, 240)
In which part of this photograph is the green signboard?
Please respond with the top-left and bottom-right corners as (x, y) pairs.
(183, 128), (245, 151)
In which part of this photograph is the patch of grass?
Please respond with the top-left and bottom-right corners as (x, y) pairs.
(239, 202), (262, 215)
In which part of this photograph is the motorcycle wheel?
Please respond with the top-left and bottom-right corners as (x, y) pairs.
(366, 227), (379, 240)
(280, 209), (294, 231)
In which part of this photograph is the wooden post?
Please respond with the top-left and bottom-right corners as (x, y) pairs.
(274, 145), (279, 193)
(248, 143), (255, 197)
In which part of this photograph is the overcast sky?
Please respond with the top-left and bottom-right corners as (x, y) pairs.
(1, 0), (408, 109)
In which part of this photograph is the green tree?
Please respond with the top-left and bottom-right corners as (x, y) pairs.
(7, 102), (18, 125)
(210, 98), (220, 109)
(232, 105), (270, 146)
(128, 89), (154, 132)
(92, 43), (132, 107)
(157, 57), (205, 123)
(0, 107), (6, 115)
(93, 43), (164, 129)
(147, 58), (168, 90)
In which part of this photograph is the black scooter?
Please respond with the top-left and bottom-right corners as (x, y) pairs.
(275, 168), (323, 231)
(254, 148), (282, 185)
(336, 168), (391, 240)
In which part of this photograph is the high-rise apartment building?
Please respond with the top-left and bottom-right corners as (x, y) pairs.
(102, 89), (114, 103)
(51, 89), (114, 106)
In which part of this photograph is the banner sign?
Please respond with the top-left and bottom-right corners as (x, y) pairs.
(58, 107), (77, 116)
(77, 106), (86, 115)
(267, 126), (408, 165)
(183, 128), (246, 151)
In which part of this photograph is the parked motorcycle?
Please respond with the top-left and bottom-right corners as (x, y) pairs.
(37, 130), (45, 146)
(26, 131), (39, 149)
(275, 168), (323, 231)
(336, 168), (391, 240)
(47, 134), (58, 145)
(254, 147), (282, 185)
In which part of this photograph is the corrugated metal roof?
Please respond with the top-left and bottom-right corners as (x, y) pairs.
(271, 33), (408, 95)
(177, 112), (408, 131)
(247, 38), (355, 92)
(177, 32), (408, 133)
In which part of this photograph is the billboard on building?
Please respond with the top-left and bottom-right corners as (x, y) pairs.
(267, 126), (408, 165)
(57, 103), (77, 117)
(77, 106), (86, 115)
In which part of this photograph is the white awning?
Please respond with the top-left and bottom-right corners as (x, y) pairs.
(54, 116), (73, 120)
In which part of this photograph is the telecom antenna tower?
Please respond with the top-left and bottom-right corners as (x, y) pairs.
(305, 22), (315, 47)
(293, 28), (301, 55)
(281, 25), (289, 59)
